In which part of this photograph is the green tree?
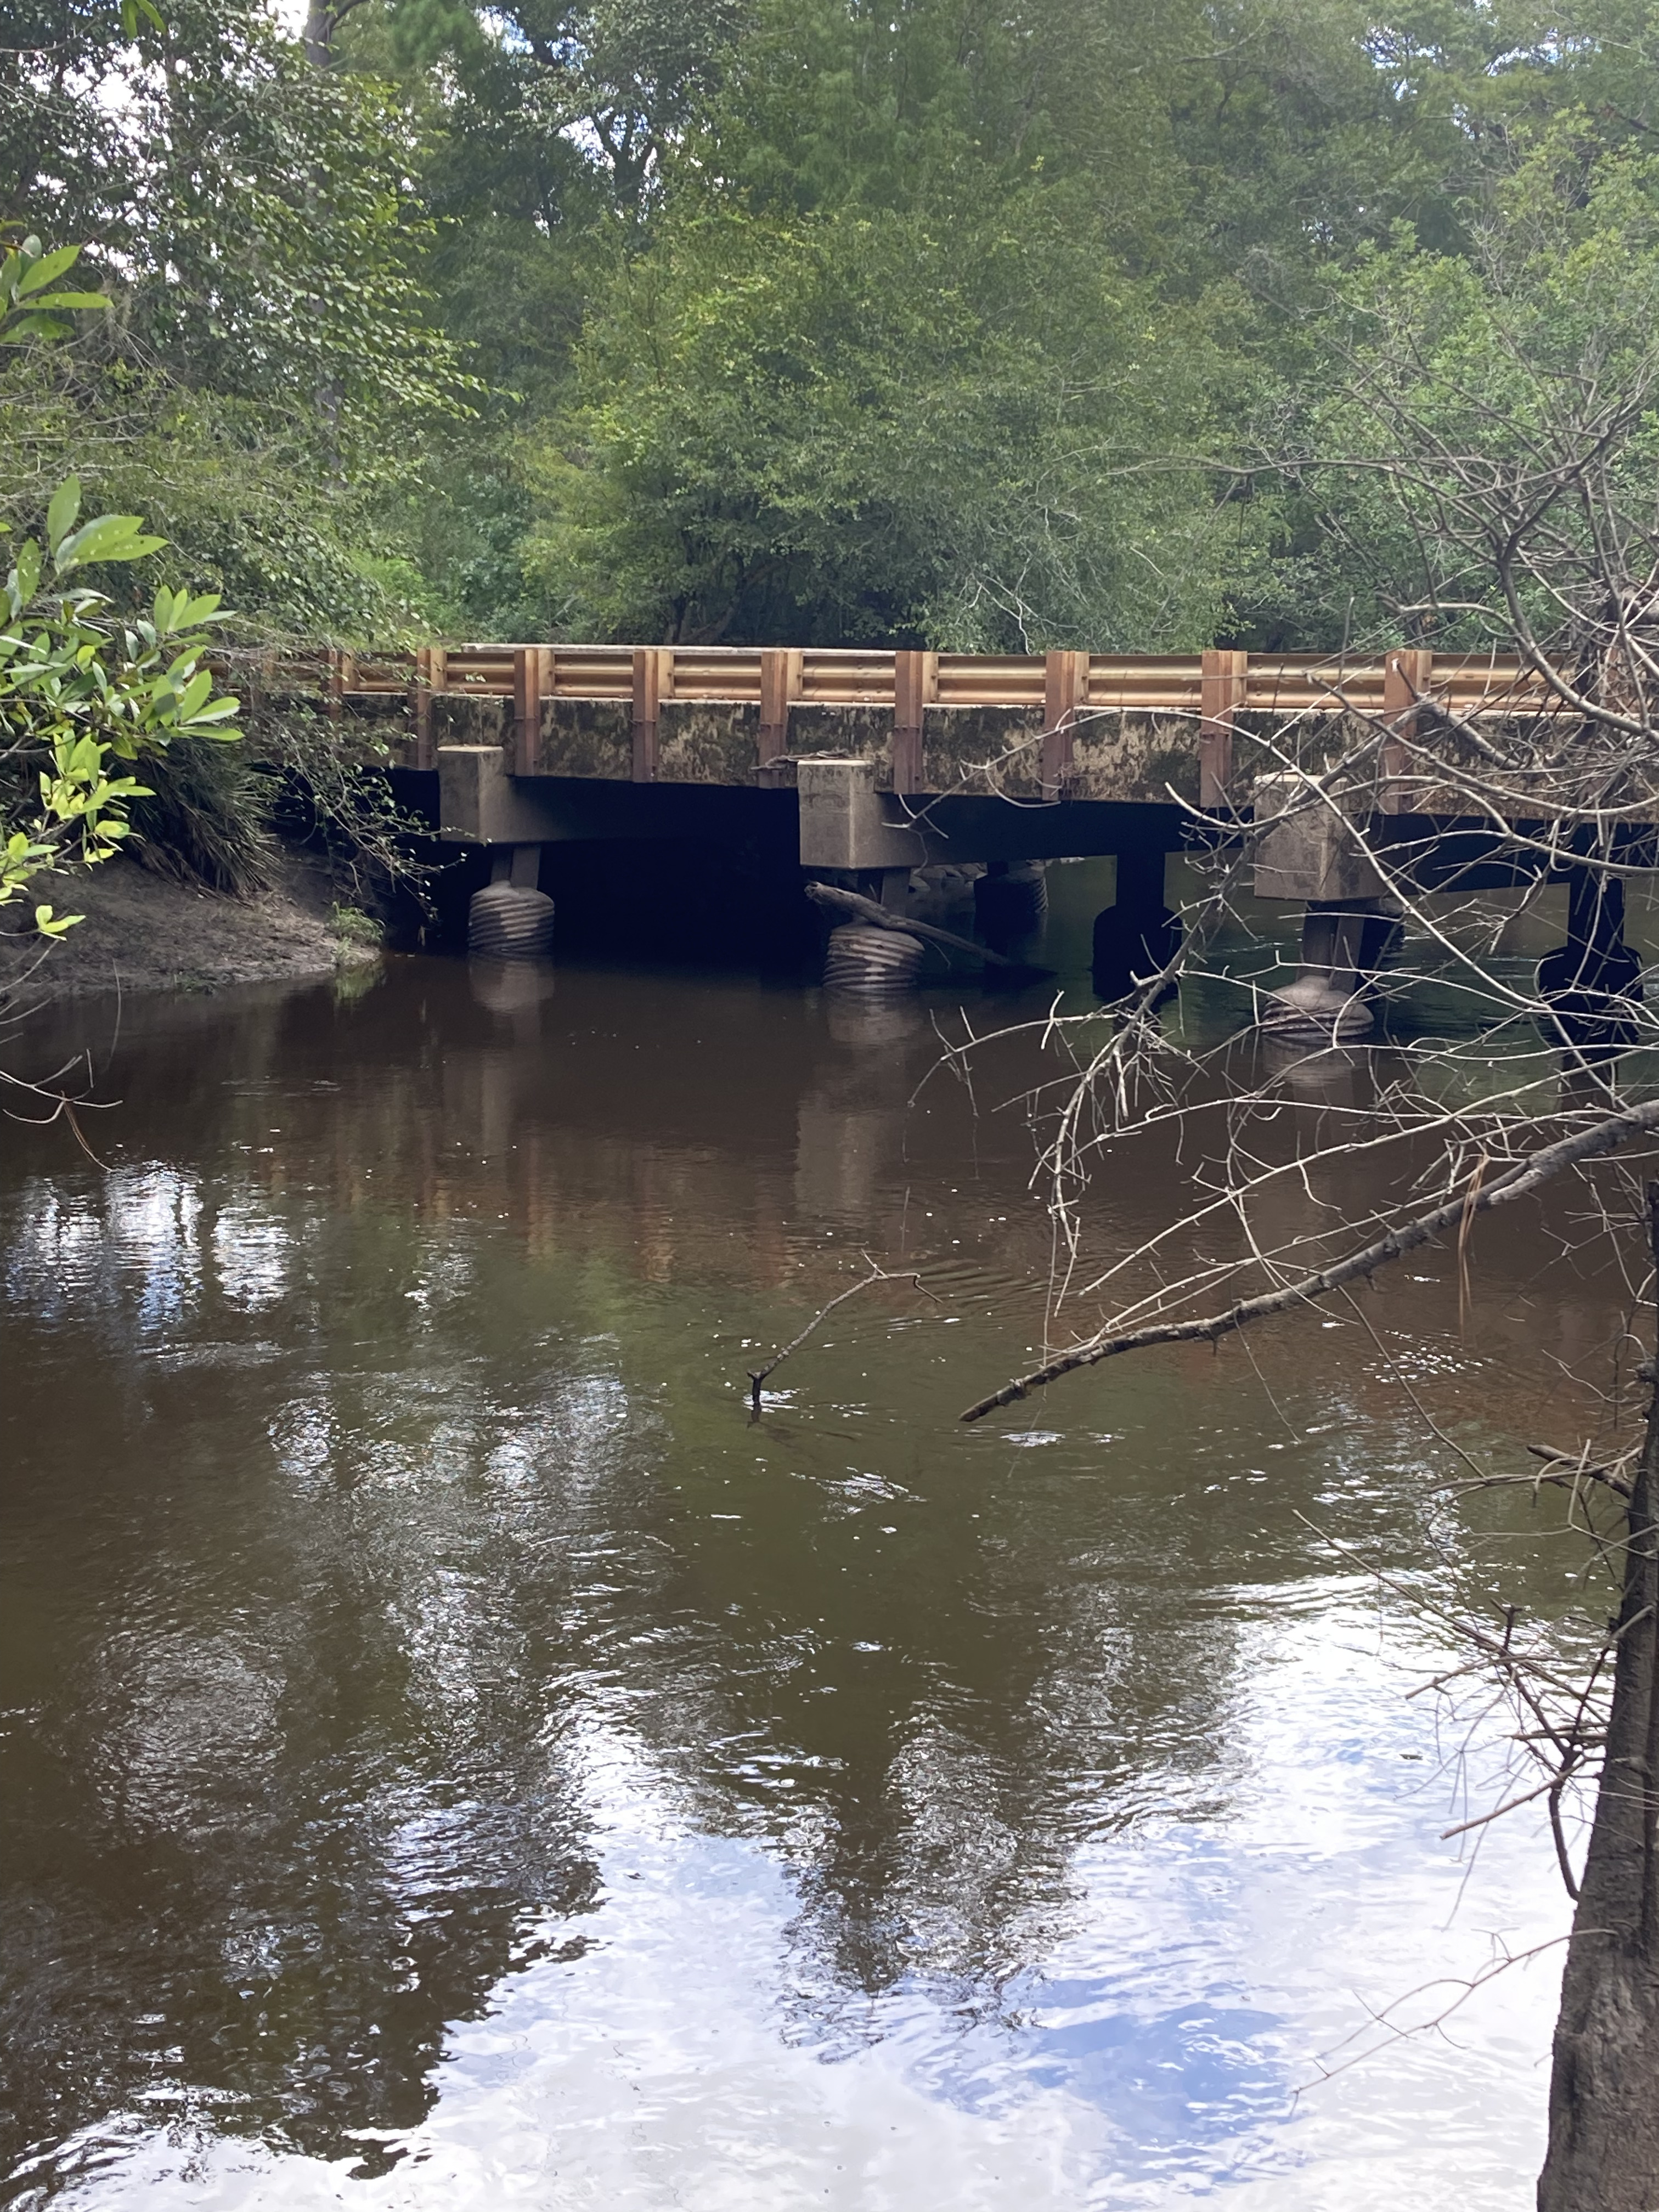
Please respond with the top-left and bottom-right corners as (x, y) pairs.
(0, 239), (240, 935)
(522, 193), (1258, 647)
(1243, 125), (1659, 650)
(2, 0), (478, 639)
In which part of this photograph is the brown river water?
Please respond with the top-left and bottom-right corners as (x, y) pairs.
(1, 869), (1636, 2208)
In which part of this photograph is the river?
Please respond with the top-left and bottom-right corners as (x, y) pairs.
(0, 881), (1618, 2207)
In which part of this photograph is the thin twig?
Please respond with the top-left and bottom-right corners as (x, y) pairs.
(747, 1260), (935, 1412)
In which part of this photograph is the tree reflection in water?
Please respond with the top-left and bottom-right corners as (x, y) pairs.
(0, 958), (1598, 2205)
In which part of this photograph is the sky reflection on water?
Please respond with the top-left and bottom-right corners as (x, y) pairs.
(0, 948), (1594, 2208)
(29, 1610), (1561, 2210)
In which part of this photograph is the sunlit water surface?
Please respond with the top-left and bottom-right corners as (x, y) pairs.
(1, 923), (1612, 2208)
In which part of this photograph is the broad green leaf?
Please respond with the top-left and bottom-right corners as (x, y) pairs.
(154, 586), (223, 634)
(54, 515), (167, 572)
(24, 291), (107, 313)
(174, 667), (213, 719)
(17, 246), (83, 298)
(185, 693), (241, 724)
(159, 589), (222, 631)
(1, 312), (76, 344)
(46, 478), (82, 550)
(12, 539), (41, 607)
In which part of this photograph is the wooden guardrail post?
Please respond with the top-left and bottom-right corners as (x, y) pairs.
(1381, 648), (1433, 814)
(1200, 648), (1248, 810)
(249, 647), (276, 722)
(759, 647), (802, 765)
(409, 646), (445, 770)
(892, 650), (936, 794)
(512, 646), (554, 776)
(327, 647), (355, 722)
(1043, 651), (1090, 796)
(633, 647), (670, 782)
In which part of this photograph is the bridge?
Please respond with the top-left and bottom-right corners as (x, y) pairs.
(250, 641), (1646, 1031)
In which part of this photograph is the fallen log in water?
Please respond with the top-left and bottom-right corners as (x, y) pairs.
(803, 881), (1052, 974)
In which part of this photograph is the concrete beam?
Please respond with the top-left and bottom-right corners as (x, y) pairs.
(438, 744), (1194, 866)
(1252, 773), (1383, 902)
(796, 758), (927, 871)
(436, 745), (794, 848)
(437, 746), (552, 845)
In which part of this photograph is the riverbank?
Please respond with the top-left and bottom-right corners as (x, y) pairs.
(0, 853), (380, 1005)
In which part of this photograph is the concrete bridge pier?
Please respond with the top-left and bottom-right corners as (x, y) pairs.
(975, 860), (1048, 951)
(1251, 777), (1398, 1041)
(1261, 898), (1397, 1042)
(468, 842), (555, 959)
(853, 866), (913, 913)
(796, 760), (929, 998)
(1539, 867), (1643, 1052)
(820, 863), (928, 998)
(1093, 846), (1182, 1005)
(489, 843), (543, 888)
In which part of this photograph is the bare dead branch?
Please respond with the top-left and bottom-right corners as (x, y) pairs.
(961, 1097), (1659, 1421)
(802, 880), (1046, 972)
(746, 1260), (936, 1412)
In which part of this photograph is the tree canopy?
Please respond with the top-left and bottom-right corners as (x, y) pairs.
(8, 0), (1659, 650)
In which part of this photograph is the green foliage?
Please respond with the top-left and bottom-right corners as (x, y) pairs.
(0, 477), (241, 932)
(523, 195), (1258, 647)
(7, 2), (473, 462)
(3, 1), (479, 640)
(499, 0), (1659, 651)
(704, 0), (1189, 250)
(1254, 126), (1659, 647)
(0, 237), (106, 343)
(329, 901), (385, 945)
(258, 702), (439, 912)
(125, 737), (273, 898)
(16, 0), (1659, 656)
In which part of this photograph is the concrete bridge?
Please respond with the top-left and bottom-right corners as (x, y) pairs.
(258, 641), (1645, 1028)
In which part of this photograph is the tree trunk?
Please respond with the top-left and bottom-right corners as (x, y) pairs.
(302, 0), (333, 67)
(1537, 1190), (1659, 2209)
